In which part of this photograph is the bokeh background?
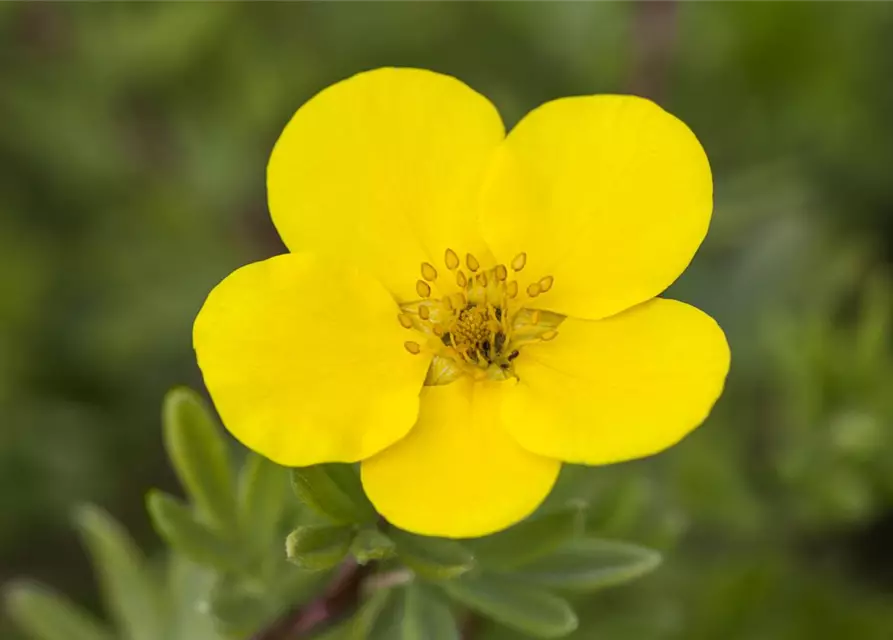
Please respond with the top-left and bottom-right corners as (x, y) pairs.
(3, 2), (893, 638)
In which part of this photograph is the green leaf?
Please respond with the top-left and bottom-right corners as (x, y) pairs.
(467, 504), (585, 570)
(442, 575), (577, 639)
(513, 538), (662, 591)
(291, 464), (377, 525)
(286, 524), (354, 570)
(205, 575), (269, 639)
(73, 505), (164, 640)
(354, 585), (459, 640)
(162, 387), (237, 532)
(238, 453), (288, 550)
(4, 581), (115, 640)
(390, 529), (475, 581)
(350, 528), (396, 565)
(146, 490), (243, 572)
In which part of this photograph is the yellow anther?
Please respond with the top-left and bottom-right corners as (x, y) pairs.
(466, 253), (480, 272)
(433, 325), (444, 337)
(527, 282), (541, 297)
(456, 270), (468, 288)
(419, 305), (430, 320)
(397, 313), (413, 329)
(444, 248), (460, 270)
(404, 341), (422, 354)
(451, 292), (467, 309)
(538, 275), (554, 292)
(443, 295), (454, 311)
(506, 280), (519, 298)
(541, 330), (558, 341)
(531, 310), (540, 324)
(416, 280), (431, 298)
(421, 262), (438, 282)
(511, 252), (527, 271)
(477, 272), (488, 287)
(495, 264), (508, 281)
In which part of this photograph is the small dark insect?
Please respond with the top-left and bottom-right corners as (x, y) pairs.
(441, 332), (452, 346)
(494, 307), (503, 321)
(481, 339), (491, 361)
(494, 331), (506, 355)
(507, 350), (520, 361)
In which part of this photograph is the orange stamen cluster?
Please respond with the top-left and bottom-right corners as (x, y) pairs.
(398, 248), (559, 381)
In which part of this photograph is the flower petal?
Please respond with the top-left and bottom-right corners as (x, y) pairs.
(480, 95), (712, 320)
(361, 378), (560, 538)
(501, 299), (729, 465)
(268, 67), (505, 301)
(193, 253), (430, 466)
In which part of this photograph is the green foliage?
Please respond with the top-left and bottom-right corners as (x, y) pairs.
(389, 529), (477, 581)
(286, 524), (354, 571)
(291, 465), (378, 525)
(353, 586), (459, 640)
(4, 582), (114, 640)
(162, 389), (238, 533)
(443, 575), (578, 639)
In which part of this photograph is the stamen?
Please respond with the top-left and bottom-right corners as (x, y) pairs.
(419, 305), (430, 320)
(511, 252), (527, 271)
(444, 248), (460, 270)
(531, 310), (540, 324)
(404, 341), (422, 354)
(527, 282), (541, 298)
(456, 270), (468, 288)
(443, 295), (454, 311)
(506, 281), (518, 298)
(397, 313), (413, 329)
(541, 330), (558, 341)
(477, 272), (488, 287)
(495, 264), (508, 281)
(451, 292), (466, 309)
(421, 262), (438, 282)
(466, 253), (480, 272)
(416, 280), (432, 298)
(538, 275), (554, 292)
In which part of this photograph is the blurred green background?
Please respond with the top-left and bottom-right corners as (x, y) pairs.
(3, 2), (893, 638)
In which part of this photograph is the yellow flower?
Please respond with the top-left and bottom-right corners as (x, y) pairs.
(194, 68), (730, 539)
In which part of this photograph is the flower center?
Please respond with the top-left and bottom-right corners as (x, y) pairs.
(397, 248), (562, 385)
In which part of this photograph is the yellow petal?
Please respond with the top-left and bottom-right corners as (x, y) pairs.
(193, 253), (430, 466)
(268, 68), (504, 301)
(361, 378), (560, 538)
(502, 299), (729, 465)
(480, 95), (712, 320)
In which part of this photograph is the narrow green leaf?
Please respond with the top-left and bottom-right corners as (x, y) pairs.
(467, 504), (584, 570)
(163, 387), (237, 532)
(238, 453), (288, 549)
(442, 575), (577, 639)
(73, 505), (164, 640)
(513, 538), (662, 591)
(146, 490), (243, 572)
(291, 464), (377, 525)
(350, 528), (396, 565)
(4, 581), (114, 640)
(357, 585), (459, 640)
(286, 524), (354, 570)
(390, 529), (475, 580)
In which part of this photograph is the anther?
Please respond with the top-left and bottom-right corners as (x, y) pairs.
(538, 275), (554, 292)
(495, 264), (508, 281)
(443, 296), (454, 311)
(433, 326), (444, 337)
(531, 310), (540, 324)
(511, 252), (527, 271)
(421, 262), (438, 282)
(506, 281), (519, 298)
(451, 292), (466, 309)
(404, 341), (422, 354)
(541, 330), (558, 341)
(477, 272), (488, 287)
(466, 253), (480, 272)
(416, 280), (432, 298)
(444, 248), (460, 270)
(456, 270), (468, 288)
(419, 305), (430, 320)
(397, 313), (413, 329)
(527, 282), (542, 298)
